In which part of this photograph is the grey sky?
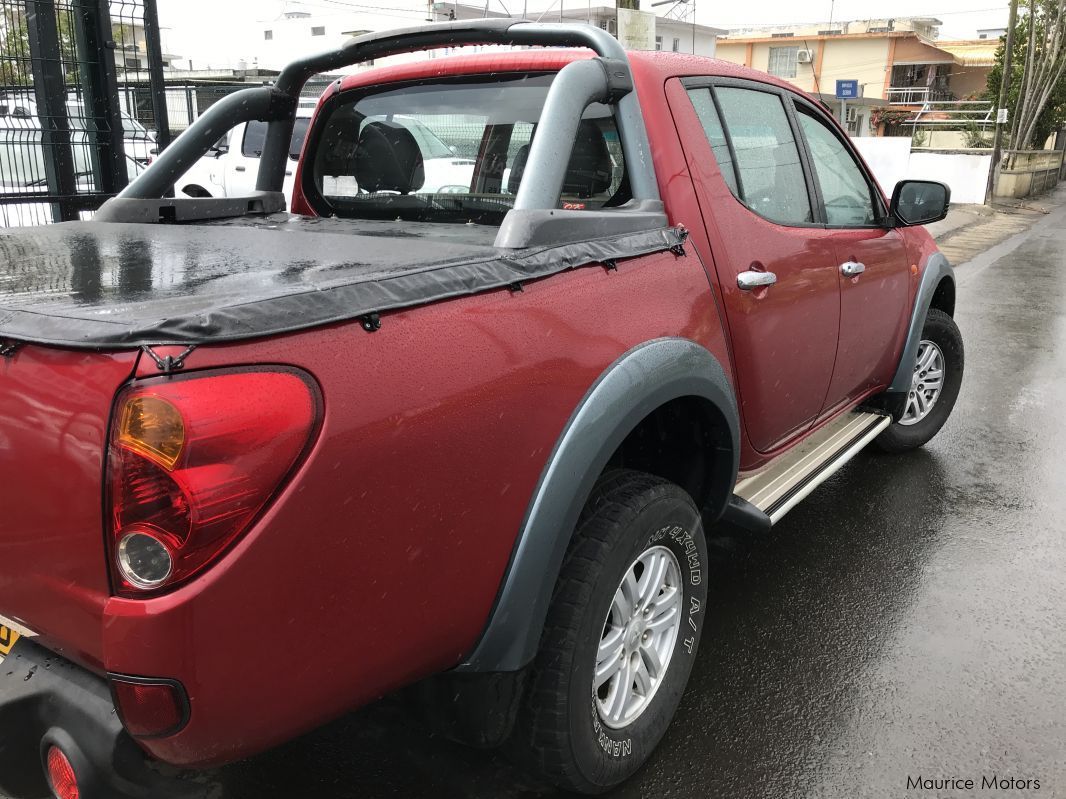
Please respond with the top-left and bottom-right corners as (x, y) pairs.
(157, 0), (1009, 69)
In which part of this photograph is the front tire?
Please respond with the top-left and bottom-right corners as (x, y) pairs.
(509, 470), (708, 794)
(874, 308), (964, 453)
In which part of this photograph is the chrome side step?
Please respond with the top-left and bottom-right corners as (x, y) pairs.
(734, 411), (891, 525)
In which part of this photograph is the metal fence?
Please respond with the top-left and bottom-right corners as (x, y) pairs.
(0, 0), (168, 226)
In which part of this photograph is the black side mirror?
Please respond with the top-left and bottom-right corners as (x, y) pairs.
(890, 180), (951, 226)
(211, 144), (230, 159)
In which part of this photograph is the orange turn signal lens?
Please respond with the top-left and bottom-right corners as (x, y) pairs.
(118, 395), (185, 470)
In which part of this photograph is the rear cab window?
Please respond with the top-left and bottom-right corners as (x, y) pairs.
(303, 72), (629, 225)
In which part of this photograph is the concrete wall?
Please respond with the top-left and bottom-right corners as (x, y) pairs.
(910, 151), (993, 204)
(851, 137), (992, 204)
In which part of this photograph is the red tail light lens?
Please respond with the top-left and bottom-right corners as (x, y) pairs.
(110, 677), (189, 738)
(108, 368), (320, 597)
(45, 746), (79, 799)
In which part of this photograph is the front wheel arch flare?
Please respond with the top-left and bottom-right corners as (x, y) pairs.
(930, 275), (955, 317)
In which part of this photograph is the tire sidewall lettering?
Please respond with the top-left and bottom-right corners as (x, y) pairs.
(586, 519), (707, 761)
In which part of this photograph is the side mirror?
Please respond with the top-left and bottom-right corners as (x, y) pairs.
(890, 180), (951, 226)
(211, 144), (230, 159)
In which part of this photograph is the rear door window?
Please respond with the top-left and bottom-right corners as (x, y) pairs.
(712, 87), (812, 226)
(687, 88), (738, 194)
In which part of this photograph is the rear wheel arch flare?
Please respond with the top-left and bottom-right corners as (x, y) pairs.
(458, 337), (739, 674)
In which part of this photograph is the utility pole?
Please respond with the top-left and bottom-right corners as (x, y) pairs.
(985, 0), (1019, 204)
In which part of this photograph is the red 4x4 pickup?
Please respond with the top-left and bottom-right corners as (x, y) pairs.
(0, 20), (962, 798)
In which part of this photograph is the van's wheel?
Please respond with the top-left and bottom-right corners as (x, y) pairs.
(509, 470), (707, 794)
(874, 308), (964, 453)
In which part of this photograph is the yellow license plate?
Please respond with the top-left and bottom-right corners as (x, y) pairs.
(0, 625), (20, 656)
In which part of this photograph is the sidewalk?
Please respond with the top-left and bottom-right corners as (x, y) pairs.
(929, 187), (1066, 266)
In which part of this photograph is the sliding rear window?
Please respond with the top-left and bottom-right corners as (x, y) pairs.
(304, 72), (629, 225)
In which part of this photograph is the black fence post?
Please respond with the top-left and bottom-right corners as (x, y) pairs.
(26, 0), (79, 221)
(141, 0), (169, 151)
(73, 0), (128, 194)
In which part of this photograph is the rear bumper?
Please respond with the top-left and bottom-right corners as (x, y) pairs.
(0, 639), (201, 799)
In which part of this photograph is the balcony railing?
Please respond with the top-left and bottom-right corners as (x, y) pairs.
(908, 100), (995, 126)
(887, 86), (954, 105)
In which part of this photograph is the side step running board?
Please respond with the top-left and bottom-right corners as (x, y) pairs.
(734, 411), (892, 526)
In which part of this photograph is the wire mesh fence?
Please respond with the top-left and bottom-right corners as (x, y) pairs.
(0, 0), (344, 229)
(0, 0), (167, 226)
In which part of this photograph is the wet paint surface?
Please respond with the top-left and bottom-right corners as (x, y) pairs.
(183, 203), (1066, 798)
(6, 204), (1062, 797)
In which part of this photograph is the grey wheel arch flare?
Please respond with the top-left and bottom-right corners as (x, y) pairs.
(459, 337), (739, 674)
(889, 252), (956, 396)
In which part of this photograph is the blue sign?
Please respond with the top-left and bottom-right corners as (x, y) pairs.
(836, 79), (859, 99)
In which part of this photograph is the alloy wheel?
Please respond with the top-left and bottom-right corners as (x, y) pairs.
(594, 546), (683, 730)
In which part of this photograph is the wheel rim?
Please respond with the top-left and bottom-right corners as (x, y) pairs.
(594, 545), (683, 730)
(900, 339), (945, 426)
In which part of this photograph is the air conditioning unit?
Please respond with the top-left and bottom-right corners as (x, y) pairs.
(797, 49), (814, 64)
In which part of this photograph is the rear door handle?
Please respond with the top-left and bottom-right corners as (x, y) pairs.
(234, 166), (247, 173)
(737, 270), (777, 290)
(841, 261), (866, 277)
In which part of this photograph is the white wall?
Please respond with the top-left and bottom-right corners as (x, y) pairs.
(851, 137), (992, 205)
(851, 137), (911, 197)
(908, 152), (993, 205)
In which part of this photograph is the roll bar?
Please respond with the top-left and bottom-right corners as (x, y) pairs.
(118, 19), (660, 209)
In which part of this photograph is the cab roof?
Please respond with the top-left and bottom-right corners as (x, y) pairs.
(330, 48), (800, 99)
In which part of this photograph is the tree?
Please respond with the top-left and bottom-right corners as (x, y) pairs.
(0, 7), (31, 85)
(0, 7), (82, 87)
(986, 0), (1066, 150)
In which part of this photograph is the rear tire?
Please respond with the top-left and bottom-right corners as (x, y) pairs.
(874, 308), (963, 453)
(508, 470), (707, 794)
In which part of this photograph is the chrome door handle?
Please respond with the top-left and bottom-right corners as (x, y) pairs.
(737, 270), (777, 290)
(841, 261), (866, 277)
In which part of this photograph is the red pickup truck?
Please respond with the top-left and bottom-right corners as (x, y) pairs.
(0, 20), (962, 799)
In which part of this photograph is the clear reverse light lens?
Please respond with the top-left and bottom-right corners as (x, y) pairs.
(117, 530), (173, 588)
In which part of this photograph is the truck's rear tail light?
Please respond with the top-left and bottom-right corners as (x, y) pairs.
(108, 369), (320, 597)
(110, 677), (189, 738)
(45, 746), (79, 799)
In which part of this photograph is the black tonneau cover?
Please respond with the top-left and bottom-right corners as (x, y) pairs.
(0, 215), (685, 349)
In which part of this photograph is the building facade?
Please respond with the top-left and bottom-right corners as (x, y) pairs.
(716, 17), (998, 137)
(250, 0), (721, 72)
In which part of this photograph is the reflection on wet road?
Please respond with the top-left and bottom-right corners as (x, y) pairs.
(204, 204), (1066, 798)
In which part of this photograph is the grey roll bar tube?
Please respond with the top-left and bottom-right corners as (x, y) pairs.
(120, 85), (285, 201)
(120, 19), (660, 207)
(512, 58), (627, 211)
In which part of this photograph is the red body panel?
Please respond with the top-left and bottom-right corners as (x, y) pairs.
(102, 249), (727, 767)
(0, 347), (137, 670)
(2, 48), (940, 769)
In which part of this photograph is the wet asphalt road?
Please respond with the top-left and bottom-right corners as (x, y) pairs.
(194, 204), (1066, 798)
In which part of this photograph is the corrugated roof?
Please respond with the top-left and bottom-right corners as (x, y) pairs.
(938, 40), (999, 67)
